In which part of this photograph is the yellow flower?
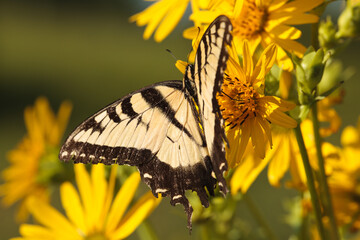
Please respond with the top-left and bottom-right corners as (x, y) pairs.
(187, 0), (324, 71)
(12, 164), (161, 240)
(130, 0), (211, 42)
(230, 120), (339, 194)
(0, 97), (72, 221)
(218, 41), (297, 167)
(308, 118), (360, 230)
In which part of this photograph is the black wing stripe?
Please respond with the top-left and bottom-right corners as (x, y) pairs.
(141, 87), (194, 140)
(121, 97), (138, 119)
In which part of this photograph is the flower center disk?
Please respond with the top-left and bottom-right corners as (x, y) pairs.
(234, 0), (267, 39)
(218, 75), (259, 129)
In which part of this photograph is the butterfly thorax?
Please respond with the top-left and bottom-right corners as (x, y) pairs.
(184, 64), (199, 104)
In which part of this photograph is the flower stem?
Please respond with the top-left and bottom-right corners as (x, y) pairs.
(311, 102), (340, 240)
(294, 125), (326, 240)
(243, 193), (278, 240)
(311, 22), (320, 50)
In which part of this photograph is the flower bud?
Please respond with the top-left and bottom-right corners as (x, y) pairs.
(294, 48), (326, 104)
(319, 17), (337, 52)
(336, 0), (360, 38)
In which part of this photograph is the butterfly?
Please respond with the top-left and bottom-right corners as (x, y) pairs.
(59, 15), (233, 229)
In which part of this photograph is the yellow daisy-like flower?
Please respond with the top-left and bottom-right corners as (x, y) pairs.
(12, 164), (161, 240)
(0, 97), (72, 221)
(187, 0), (324, 71)
(230, 119), (340, 194)
(302, 118), (360, 230)
(130, 0), (211, 42)
(218, 41), (297, 167)
(328, 119), (360, 229)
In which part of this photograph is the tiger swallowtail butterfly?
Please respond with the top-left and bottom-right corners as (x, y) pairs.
(59, 15), (233, 229)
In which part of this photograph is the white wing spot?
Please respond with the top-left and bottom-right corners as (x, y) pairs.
(156, 188), (168, 193)
(211, 171), (216, 178)
(99, 156), (105, 160)
(61, 151), (68, 157)
(89, 155), (95, 160)
(219, 163), (226, 170)
(219, 182), (223, 187)
(70, 151), (77, 157)
(172, 195), (182, 200)
(144, 173), (153, 179)
(80, 153), (86, 158)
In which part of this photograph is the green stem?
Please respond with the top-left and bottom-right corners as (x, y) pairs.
(311, 22), (320, 50)
(294, 125), (326, 239)
(243, 193), (278, 240)
(311, 102), (340, 240)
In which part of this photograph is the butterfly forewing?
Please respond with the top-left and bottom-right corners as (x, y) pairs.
(191, 15), (233, 194)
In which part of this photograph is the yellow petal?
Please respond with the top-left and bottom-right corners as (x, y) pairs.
(105, 172), (141, 234)
(26, 197), (80, 239)
(242, 40), (253, 77)
(74, 164), (95, 232)
(110, 192), (161, 240)
(175, 60), (188, 74)
(272, 37), (306, 57)
(267, 133), (290, 186)
(283, 13), (319, 25)
(253, 44), (277, 87)
(276, 0), (324, 13)
(154, 0), (189, 42)
(60, 182), (87, 234)
(100, 165), (118, 225)
(19, 224), (54, 239)
(251, 118), (266, 159)
(279, 70), (292, 99)
(270, 25), (302, 40)
(91, 165), (107, 231)
(52, 101), (72, 145)
(341, 126), (359, 147)
(230, 152), (270, 194)
(267, 0), (288, 12)
(226, 128), (241, 168)
(268, 109), (297, 128)
(233, 122), (251, 168)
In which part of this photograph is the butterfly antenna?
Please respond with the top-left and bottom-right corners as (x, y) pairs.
(166, 49), (178, 61)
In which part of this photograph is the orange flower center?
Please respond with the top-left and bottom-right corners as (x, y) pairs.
(218, 74), (260, 129)
(233, 0), (268, 39)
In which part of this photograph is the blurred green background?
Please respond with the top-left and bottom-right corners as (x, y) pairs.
(1, 0), (359, 239)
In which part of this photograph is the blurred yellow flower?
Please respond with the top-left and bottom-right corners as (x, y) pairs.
(130, 0), (210, 42)
(326, 118), (360, 229)
(186, 0), (324, 71)
(218, 41), (297, 167)
(230, 120), (339, 194)
(0, 97), (72, 221)
(12, 164), (161, 240)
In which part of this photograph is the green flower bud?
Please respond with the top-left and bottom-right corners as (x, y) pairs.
(301, 48), (325, 90)
(337, 0), (360, 38)
(294, 48), (326, 104)
(293, 48), (325, 104)
(319, 17), (337, 52)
